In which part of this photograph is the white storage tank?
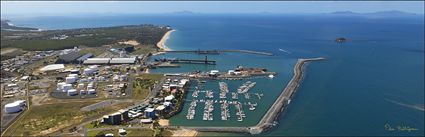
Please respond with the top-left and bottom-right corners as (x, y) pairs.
(79, 78), (88, 83)
(65, 77), (77, 84)
(67, 89), (78, 96)
(68, 74), (79, 78)
(15, 100), (26, 107)
(83, 68), (93, 75)
(70, 69), (79, 74)
(89, 65), (98, 70)
(119, 75), (128, 81)
(87, 85), (93, 90)
(78, 83), (85, 89)
(62, 84), (72, 92)
(113, 75), (119, 82)
(87, 82), (94, 90)
(96, 76), (105, 81)
(57, 82), (66, 90)
(88, 89), (96, 94)
(4, 102), (22, 113)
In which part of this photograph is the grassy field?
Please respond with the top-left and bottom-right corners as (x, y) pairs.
(2, 101), (133, 136)
(87, 128), (155, 137)
(131, 45), (157, 55)
(79, 47), (107, 56)
(160, 129), (174, 137)
(1, 25), (169, 51)
(0, 47), (26, 61)
(132, 74), (163, 100)
(86, 128), (173, 137)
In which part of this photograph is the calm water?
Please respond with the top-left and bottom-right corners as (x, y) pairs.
(9, 14), (424, 136)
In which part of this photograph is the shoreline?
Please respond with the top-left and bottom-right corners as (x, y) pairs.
(157, 29), (176, 51)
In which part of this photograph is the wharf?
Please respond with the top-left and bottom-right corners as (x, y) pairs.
(171, 59), (216, 65)
(165, 49), (274, 56)
(155, 57), (216, 65)
(164, 72), (276, 80)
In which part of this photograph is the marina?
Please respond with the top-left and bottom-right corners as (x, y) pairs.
(192, 90), (200, 98)
(203, 100), (214, 121)
(186, 100), (198, 120)
(167, 58), (324, 134)
(248, 102), (257, 111)
(219, 82), (229, 99)
(2, 5), (423, 136)
(231, 92), (238, 100)
(220, 100), (230, 121)
(235, 101), (246, 122)
(237, 81), (256, 93)
(180, 79), (266, 122)
(244, 93), (250, 99)
(205, 90), (214, 99)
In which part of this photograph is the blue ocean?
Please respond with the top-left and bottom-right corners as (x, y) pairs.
(8, 14), (424, 136)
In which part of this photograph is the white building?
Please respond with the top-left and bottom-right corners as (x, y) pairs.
(83, 58), (110, 65)
(4, 100), (26, 113)
(65, 77), (77, 84)
(40, 64), (65, 72)
(67, 89), (78, 96)
(209, 70), (219, 75)
(109, 58), (136, 64)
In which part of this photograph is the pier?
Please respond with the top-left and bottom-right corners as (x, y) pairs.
(165, 49), (274, 56)
(171, 57), (324, 134)
(155, 56), (216, 65)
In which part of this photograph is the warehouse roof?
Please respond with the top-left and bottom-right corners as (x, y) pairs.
(83, 58), (110, 64)
(59, 51), (81, 62)
(76, 53), (94, 61)
(109, 58), (136, 64)
(40, 64), (65, 72)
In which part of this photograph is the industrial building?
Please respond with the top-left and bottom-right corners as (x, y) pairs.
(102, 109), (130, 125)
(83, 58), (110, 65)
(123, 46), (135, 53)
(76, 53), (94, 63)
(119, 109), (130, 121)
(109, 58), (137, 64)
(144, 108), (156, 119)
(4, 100), (26, 113)
(56, 51), (82, 64)
(40, 64), (65, 72)
(83, 58), (137, 65)
(108, 112), (123, 125)
(67, 89), (78, 96)
(83, 65), (99, 75)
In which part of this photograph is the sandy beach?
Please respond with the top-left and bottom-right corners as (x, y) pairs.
(157, 29), (175, 51)
(158, 119), (169, 126)
(118, 40), (140, 46)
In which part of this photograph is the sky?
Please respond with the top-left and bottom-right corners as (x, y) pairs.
(1, 1), (424, 17)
